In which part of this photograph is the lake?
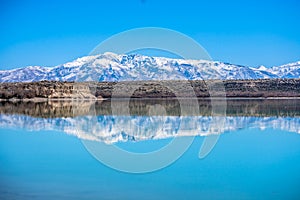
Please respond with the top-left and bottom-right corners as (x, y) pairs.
(0, 99), (300, 199)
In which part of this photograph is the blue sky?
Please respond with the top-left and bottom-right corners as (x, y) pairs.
(0, 0), (299, 69)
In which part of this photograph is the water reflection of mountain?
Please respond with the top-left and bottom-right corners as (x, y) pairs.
(1, 99), (300, 117)
(0, 99), (299, 143)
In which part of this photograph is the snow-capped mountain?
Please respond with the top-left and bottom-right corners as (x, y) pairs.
(0, 52), (299, 82)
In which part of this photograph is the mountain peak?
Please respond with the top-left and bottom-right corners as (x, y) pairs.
(103, 52), (120, 57)
(258, 65), (267, 70)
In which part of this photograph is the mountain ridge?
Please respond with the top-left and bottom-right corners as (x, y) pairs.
(0, 52), (299, 82)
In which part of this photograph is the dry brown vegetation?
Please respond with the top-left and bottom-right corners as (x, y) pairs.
(0, 79), (299, 99)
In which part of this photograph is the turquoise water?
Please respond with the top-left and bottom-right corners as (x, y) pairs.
(0, 100), (300, 199)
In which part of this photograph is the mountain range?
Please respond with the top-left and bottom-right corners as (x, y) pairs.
(0, 52), (299, 83)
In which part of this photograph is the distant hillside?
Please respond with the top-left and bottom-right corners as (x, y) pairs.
(0, 79), (299, 99)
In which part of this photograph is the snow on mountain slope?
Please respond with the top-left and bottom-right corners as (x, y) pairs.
(270, 61), (300, 78)
(0, 52), (299, 82)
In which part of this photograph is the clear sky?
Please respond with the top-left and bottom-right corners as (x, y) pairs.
(0, 0), (300, 70)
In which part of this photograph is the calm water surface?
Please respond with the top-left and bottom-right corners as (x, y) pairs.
(0, 99), (300, 199)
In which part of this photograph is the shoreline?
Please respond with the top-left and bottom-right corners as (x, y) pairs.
(1, 96), (300, 102)
(1, 79), (300, 100)
(1, 97), (299, 118)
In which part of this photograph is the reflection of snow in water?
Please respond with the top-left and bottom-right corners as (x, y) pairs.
(0, 114), (299, 144)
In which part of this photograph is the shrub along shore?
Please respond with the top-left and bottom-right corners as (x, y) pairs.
(0, 79), (299, 100)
